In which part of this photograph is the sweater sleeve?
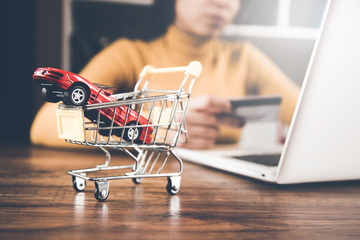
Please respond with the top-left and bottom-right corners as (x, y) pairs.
(244, 42), (300, 125)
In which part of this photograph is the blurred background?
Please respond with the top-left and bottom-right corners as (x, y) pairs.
(1, 0), (328, 143)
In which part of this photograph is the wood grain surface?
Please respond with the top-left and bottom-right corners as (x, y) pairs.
(0, 144), (359, 239)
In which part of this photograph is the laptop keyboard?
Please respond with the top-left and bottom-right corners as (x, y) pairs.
(232, 154), (281, 166)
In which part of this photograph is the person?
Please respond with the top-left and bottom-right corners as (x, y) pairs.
(31, 0), (300, 149)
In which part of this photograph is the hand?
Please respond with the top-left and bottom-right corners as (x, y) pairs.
(178, 95), (232, 149)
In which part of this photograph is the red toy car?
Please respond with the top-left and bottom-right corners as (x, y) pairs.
(33, 67), (153, 144)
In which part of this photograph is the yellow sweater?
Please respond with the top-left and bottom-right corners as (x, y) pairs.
(30, 25), (299, 147)
(80, 26), (299, 126)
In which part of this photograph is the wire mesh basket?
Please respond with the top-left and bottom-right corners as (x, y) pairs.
(57, 61), (202, 201)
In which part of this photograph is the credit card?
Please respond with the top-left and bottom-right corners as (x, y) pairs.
(218, 95), (282, 124)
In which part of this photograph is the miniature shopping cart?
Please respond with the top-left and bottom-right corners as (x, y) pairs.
(56, 61), (202, 201)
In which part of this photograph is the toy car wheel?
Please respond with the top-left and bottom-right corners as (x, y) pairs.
(124, 122), (142, 143)
(41, 87), (60, 103)
(64, 85), (89, 106)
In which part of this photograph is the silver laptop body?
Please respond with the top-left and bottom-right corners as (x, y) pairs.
(176, 0), (360, 184)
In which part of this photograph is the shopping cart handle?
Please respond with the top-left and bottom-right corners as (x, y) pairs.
(139, 61), (202, 79)
(185, 61), (202, 78)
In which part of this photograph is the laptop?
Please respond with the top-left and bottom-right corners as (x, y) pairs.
(175, 0), (360, 184)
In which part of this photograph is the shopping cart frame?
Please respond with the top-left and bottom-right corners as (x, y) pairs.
(58, 61), (202, 201)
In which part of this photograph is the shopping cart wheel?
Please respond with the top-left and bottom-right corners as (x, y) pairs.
(131, 164), (143, 184)
(132, 177), (143, 184)
(72, 173), (86, 192)
(166, 176), (181, 195)
(94, 181), (109, 202)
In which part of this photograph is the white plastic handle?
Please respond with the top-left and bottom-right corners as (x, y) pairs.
(184, 61), (202, 78)
(139, 61), (202, 78)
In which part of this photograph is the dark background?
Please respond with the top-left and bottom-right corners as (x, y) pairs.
(2, 0), (36, 143)
(1, 0), (174, 143)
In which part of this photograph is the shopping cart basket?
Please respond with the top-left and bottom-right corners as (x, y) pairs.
(56, 61), (202, 201)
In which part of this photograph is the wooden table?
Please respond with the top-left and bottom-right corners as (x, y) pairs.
(0, 144), (359, 239)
